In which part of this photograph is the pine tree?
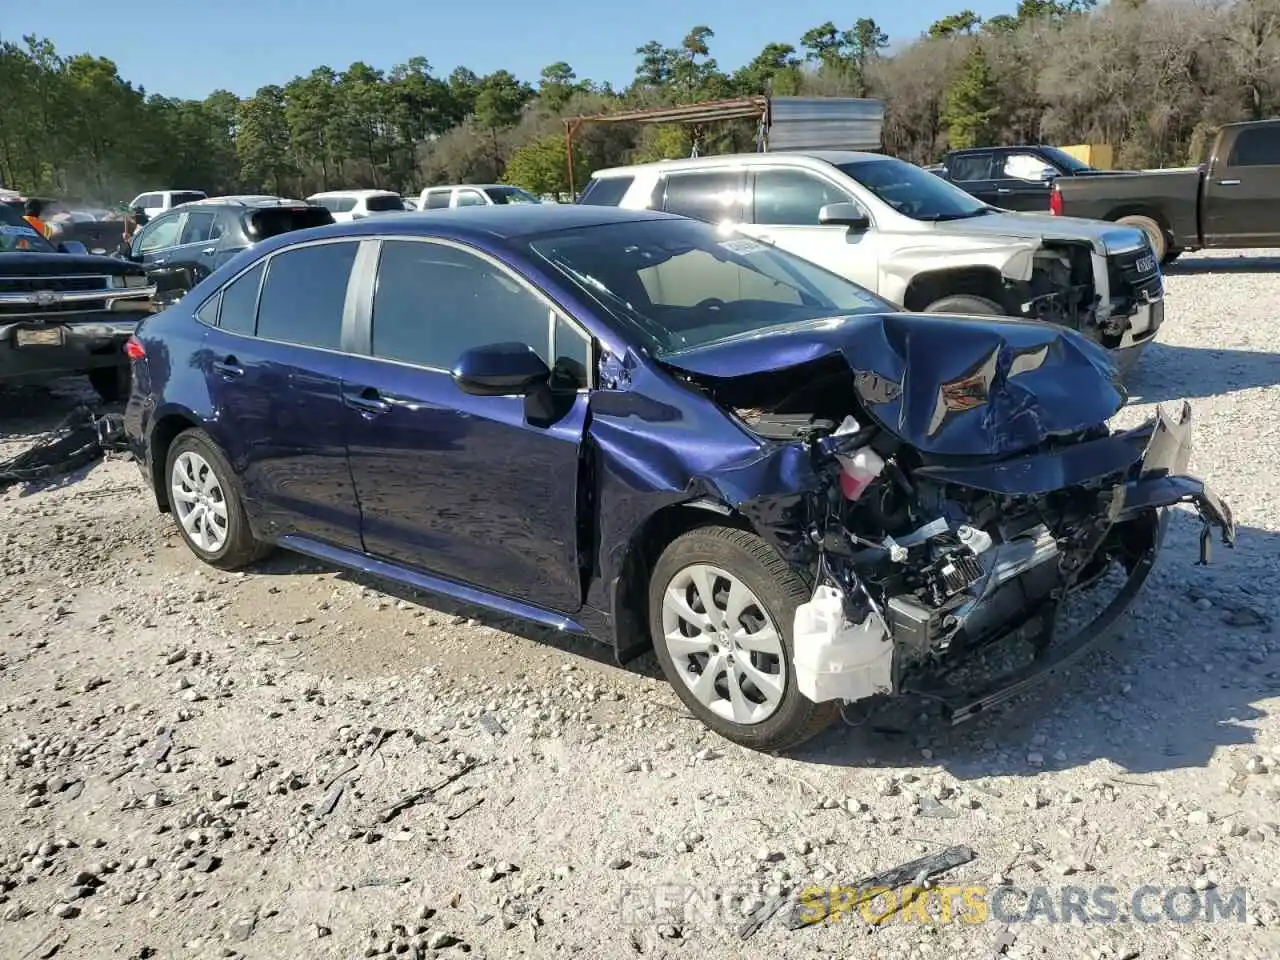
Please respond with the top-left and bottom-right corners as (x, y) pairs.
(943, 45), (999, 149)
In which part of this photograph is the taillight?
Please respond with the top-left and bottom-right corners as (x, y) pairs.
(124, 336), (145, 361)
(1049, 186), (1063, 216)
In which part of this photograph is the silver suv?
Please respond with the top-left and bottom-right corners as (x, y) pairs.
(581, 152), (1163, 370)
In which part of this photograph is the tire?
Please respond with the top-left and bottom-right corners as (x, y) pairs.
(164, 429), (270, 570)
(88, 365), (130, 404)
(1116, 214), (1168, 263)
(923, 294), (1003, 316)
(648, 526), (839, 752)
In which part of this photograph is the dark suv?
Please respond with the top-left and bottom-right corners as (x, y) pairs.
(127, 196), (334, 302)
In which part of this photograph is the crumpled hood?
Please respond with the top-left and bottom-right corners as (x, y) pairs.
(661, 312), (1126, 458)
(930, 211), (1148, 255)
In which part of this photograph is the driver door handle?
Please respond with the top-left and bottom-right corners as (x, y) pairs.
(1218, 179), (1241, 186)
(201, 246), (216, 255)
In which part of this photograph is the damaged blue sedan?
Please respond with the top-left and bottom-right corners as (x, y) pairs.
(123, 206), (1235, 752)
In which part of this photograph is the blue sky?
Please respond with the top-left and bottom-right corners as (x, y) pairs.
(6, 0), (1020, 100)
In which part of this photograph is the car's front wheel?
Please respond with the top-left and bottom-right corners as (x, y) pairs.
(648, 526), (839, 752)
(165, 429), (270, 570)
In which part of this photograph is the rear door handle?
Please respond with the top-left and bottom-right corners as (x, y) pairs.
(212, 356), (243, 378)
(201, 246), (216, 255)
(996, 187), (1012, 194)
(343, 387), (392, 415)
(1218, 179), (1241, 186)
(152, 257), (167, 266)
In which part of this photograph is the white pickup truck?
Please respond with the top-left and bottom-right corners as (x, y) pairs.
(580, 151), (1164, 372)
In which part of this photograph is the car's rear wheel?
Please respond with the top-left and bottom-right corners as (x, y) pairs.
(165, 430), (269, 570)
(1116, 214), (1168, 263)
(923, 294), (1003, 316)
(88, 365), (130, 404)
(648, 526), (839, 752)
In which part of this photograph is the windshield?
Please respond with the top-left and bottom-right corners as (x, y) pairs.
(485, 186), (541, 205)
(0, 201), (55, 252)
(365, 194), (406, 212)
(836, 157), (994, 221)
(1038, 146), (1094, 174)
(527, 218), (893, 355)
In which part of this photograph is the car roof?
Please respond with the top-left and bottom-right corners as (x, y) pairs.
(590, 150), (885, 178)
(180, 195), (311, 209)
(251, 205), (682, 255)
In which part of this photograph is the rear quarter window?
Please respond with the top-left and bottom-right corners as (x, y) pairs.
(245, 206), (334, 240)
(365, 194), (404, 212)
(578, 176), (634, 206)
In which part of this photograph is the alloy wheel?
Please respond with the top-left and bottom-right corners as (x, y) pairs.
(660, 563), (786, 725)
(170, 450), (229, 554)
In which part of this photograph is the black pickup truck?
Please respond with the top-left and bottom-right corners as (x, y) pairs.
(928, 145), (1117, 212)
(0, 201), (154, 402)
(1050, 119), (1280, 263)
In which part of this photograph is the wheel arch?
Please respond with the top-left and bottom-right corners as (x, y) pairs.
(608, 498), (756, 664)
(147, 407), (203, 513)
(903, 266), (1007, 312)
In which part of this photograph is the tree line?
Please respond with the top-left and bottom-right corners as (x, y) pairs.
(2, 0), (1278, 205)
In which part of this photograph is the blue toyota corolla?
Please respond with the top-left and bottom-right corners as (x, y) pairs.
(124, 206), (1233, 752)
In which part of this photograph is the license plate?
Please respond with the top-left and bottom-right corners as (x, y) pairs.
(15, 327), (65, 347)
(1135, 255), (1156, 274)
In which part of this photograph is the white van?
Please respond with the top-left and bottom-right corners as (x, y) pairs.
(305, 189), (407, 222)
(417, 184), (542, 210)
(130, 189), (208, 219)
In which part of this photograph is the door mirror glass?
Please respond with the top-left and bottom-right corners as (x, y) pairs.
(452, 342), (551, 396)
(818, 202), (870, 231)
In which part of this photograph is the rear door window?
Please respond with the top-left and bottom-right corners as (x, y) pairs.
(256, 242), (358, 350)
(661, 170), (746, 223)
(171, 191), (206, 206)
(424, 190), (451, 209)
(947, 153), (994, 182)
(578, 176), (634, 206)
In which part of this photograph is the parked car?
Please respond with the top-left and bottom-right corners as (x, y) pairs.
(418, 184), (542, 210)
(122, 205), (1234, 751)
(126, 196), (334, 303)
(306, 190), (407, 222)
(581, 152), (1164, 372)
(130, 190), (208, 220)
(401, 195), (420, 211)
(1049, 119), (1280, 264)
(929, 145), (1125, 212)
(0, 200), (154, 401)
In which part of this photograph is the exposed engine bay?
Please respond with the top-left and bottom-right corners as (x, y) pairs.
(671, 318), (1236, 722)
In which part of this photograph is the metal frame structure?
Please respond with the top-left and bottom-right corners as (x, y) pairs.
(562, 96), (772, 197)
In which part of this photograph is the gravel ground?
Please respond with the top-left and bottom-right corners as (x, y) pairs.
(2, 250), (1279, 960)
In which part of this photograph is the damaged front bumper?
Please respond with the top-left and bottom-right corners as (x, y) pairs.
(794, 401), (1236, 722)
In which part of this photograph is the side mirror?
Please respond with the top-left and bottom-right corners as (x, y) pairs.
(819, 202), (870, 231)
(452, 342), (551, 397)
(1038, 165), (1058, 182)
(57, 240), (88, 255)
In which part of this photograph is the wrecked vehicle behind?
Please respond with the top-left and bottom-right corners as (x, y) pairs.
(583, 152), (1164, 373)
(123, 207), (1233, 753)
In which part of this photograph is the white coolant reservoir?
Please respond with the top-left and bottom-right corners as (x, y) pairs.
(792, 584), (894, 704)
(836, 447), (886, 501)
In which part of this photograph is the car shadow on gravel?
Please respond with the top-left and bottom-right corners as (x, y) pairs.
(245, 549), (667, 681)
(1124, 341), (1280, 403)
(792, 510), (1276, 782)
(1164, 255), (1280, 275)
